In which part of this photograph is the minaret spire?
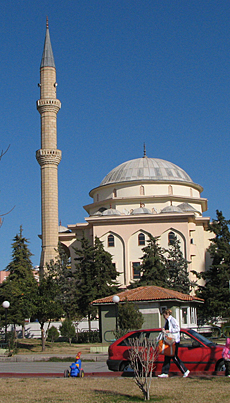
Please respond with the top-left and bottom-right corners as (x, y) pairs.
(36, 20), (61, 274)
(40, 16), (55, 68)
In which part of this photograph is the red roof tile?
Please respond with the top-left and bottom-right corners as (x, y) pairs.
(92, 286), (203, 304)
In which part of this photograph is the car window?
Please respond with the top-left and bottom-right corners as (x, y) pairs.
(118, 332), (141, 346)
(118, 330), (161, 346)
(180, 332), (202, 348)
(139, 331), (161, 343)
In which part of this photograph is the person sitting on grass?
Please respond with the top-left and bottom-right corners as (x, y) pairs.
(70, 352), (82, 377)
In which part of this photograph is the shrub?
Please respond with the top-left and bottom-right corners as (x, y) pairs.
(47, 326), (59, 342)
(74, 330), (100, 343)
(59, 319), (76, 345)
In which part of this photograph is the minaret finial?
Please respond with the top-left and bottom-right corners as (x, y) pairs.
(143, 143), (146, 157)
(46, 16), (49, 29)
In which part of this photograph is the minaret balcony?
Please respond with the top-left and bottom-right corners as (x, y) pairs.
(36, 149), (62, 166)
(37, 99), (61, 114)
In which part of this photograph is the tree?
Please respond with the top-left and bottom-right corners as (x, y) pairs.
(194, 210), (230, 322)
(118, 299), (144, 331)
(74, 235), (119, 330)
(138, 235), (168, 287)
(46, 243), (81, 320)
(0, 226), (37, 337)
(59, 319), (76, 345)
(164, 237), (192, 294)
(129, 336), (159, 401)
(34, 275), (63, 351)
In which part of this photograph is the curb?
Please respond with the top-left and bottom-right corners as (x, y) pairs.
(0, 353), (107, 363)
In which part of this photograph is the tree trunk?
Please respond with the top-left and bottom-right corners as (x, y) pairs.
(22, 323), (25, 339)
(41, 324), (45, 352)
(88, 314), (91, 332)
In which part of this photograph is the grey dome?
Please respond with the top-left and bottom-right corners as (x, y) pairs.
(102, 208), (121, 216)
(100, 157), (193, 186)
(160, 206), (184, 214)
(131, 207), (152, 215)
(58, 225), (70, 233)
(177, 203), (198, 213)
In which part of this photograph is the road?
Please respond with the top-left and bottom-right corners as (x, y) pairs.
(0, 361), (109, 374)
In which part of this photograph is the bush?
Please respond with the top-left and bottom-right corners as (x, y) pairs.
(74, 330), (100, 343)
(59, 319), (76, 345)
(47, 326), (59, 342)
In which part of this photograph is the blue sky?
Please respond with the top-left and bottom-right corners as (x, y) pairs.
(1, 1), (230, 269)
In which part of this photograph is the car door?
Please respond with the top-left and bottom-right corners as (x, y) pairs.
(177, 331), (211, 372)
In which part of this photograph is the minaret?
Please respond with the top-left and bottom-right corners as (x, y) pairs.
(36, 18), (61, 274)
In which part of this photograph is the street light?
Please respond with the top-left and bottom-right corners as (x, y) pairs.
(2, 301), (10, 343)
(112, 295), (120, 332)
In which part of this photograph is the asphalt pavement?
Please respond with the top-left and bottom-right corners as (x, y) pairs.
(0, 352), (118, 377)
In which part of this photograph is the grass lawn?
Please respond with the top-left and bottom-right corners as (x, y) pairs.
(0, 376), (230, 403)
(15, 338), (105, 355)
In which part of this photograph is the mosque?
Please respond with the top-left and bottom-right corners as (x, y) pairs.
(37, 21), (211, 287)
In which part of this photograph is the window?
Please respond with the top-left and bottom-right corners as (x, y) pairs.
(113, 188), (117, 198)
(140, 185), (145, 195)
(132, 262), (141, 279)
(138, 233), (145, 246)
(108, 234), (115, 247)
(168, 185), (173, 195)
(181, 307), (188, 325)
(190, 307), (196, 324)
(168, 231), (176, 245)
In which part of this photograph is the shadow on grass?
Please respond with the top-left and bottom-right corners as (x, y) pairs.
(93, 389), (165, 402)
(17, 342), (39, 351)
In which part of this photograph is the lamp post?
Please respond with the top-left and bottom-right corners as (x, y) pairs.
(2, 301), (10, 343)
(112, 295), (120, 332)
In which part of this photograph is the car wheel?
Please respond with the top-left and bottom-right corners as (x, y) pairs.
(119, 361), (131, 372)
(216, 359), (226, 372)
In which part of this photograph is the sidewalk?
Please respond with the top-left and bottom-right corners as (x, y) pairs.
(0, 352), (108, 362)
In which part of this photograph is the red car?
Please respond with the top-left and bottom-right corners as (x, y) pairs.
(107, 328), (225, 374)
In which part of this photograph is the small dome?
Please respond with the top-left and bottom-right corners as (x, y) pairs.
(58, 225), (71, 233)
(160, 206), (184, 214)
(177, 203), (198, 213)
(131, 207), (152, 215)
(102, 208), (121, 216)
(100, 157), (193, 186)
(91, 210), (103, 216)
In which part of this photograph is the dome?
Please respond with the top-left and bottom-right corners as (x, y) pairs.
(160, 206), (184, 214)
(58, 225), (71, 233)
(100, 157), (193, 186)
(101, 208), (121, 216)
(131, 207), (152, 215)
(177, 202), (198, 213)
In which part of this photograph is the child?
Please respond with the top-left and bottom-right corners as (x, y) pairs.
(70, 352), (82, 377)
(222, 338), (230, 377)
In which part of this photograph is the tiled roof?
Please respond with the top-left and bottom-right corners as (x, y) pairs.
(92, 286), (203, 305)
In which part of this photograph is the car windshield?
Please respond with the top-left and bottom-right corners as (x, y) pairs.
(186, 329), (216, 347)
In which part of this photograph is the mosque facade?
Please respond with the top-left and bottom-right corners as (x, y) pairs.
(38, 22), (211, 287)
(59, 153), (211, 287)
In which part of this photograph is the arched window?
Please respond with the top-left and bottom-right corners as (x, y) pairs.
(168, 231), (176, 245)
(108, 234), (115, 247)
(140, 185), (145, 195)
(113, 188), (117, 198)
(138, 233), (145, 246)
(168, 185), (173, 195)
